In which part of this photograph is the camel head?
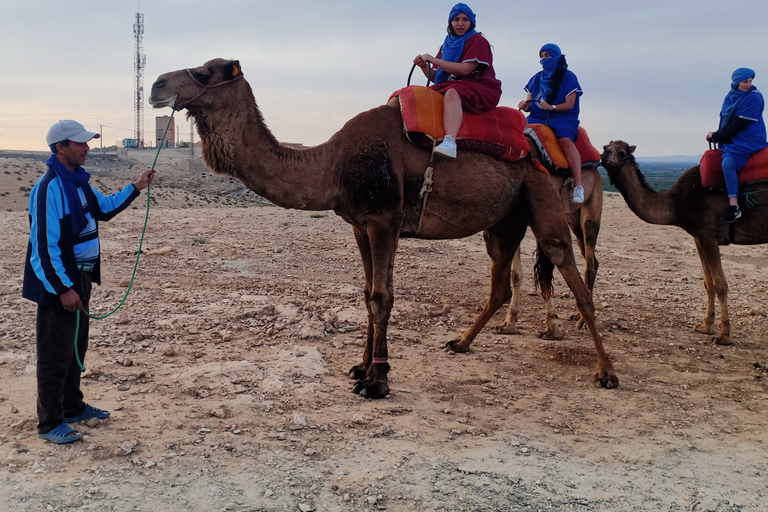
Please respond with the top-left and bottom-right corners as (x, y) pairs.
(601, 141), (636, 166)
(149, 58), (243, 112)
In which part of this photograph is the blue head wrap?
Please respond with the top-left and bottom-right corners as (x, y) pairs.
(731, 68), (755, 89)
(434, 3), (478, 84)
(721, 68), (757, 124)
(538, 43), (563, 103)
(448, 3), (476, 25)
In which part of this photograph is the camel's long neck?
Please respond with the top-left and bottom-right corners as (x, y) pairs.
(193, 90), (341, 211)
(609, 160), (675, 225)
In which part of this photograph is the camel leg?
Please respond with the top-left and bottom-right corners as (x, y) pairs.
(495, 247), (564, 339)
(447, 224), (525, 353)
(540, 295), (564, 340)
(526, 188), (618, 388)
(693, 238), (716, 336)
(349, 224), (399, 398)
(568, 209), (601, 329)
(693, 238), (731, 345)
(348, 227), (375, 381)
(495, 248), (522, 334)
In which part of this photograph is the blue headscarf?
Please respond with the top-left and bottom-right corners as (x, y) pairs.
(720, 68), (756, 125)
(538, 43), (562, 103)
(434, 3), (478, 85)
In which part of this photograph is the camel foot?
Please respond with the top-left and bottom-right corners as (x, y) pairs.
(713, 336), (733, 346)
(493, 323), (520, 335)
(569, 313), (587, 329)
(352, 379), (390, 399)
(694, 323), (715, 335)
(444, 339), (471, 353)
(593, 368), (619, 389)
(348, 364), (368, 380)
(537, 328), (564, 341)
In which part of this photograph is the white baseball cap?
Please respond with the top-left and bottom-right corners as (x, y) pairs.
(46, 120), (101, 146)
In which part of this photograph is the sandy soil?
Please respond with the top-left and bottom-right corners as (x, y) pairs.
(0, 152), (766, 512)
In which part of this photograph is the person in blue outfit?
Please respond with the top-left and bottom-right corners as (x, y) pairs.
(518, 44), (584, 203)
(24, 120), (155, 443)
(414, 3), (502, 158)
(706, 68), (768, 223)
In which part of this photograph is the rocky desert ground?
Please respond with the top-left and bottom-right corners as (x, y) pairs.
(0, 150), (766, 512)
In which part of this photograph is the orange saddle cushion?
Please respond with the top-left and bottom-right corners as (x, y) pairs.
(390, 86), (529, 161)
(525, 124), (601, 172)
(700, 147), (768, 188)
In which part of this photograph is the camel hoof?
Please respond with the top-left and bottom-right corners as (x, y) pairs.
(493, 324), (520, 335)
(444, 339), (470, 353)
(594, 372), (619, 389)
(537, 329), (564, 341)
(713, 336), (733, 346)
(348, 364), (367, 380)
(353, 380), (389, 399)
(694, 324), (715, 335)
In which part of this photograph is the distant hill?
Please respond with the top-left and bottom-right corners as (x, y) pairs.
(636, 155), (701, 165)
(599, 157), (700, 192)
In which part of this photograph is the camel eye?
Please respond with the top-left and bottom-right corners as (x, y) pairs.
(192, 71), (211, 84)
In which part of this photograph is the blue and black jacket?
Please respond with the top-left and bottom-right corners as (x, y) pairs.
(23, 163), (140, 306)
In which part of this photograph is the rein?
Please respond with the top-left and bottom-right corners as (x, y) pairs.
(72, 112), (176, 372)
(175, 68), (245, 110)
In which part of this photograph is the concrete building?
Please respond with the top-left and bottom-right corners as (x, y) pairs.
(155, 116), (175, 148)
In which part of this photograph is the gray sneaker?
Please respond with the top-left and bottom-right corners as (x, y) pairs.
(433, 135), (457, 158)
(572, 185), (584, 204)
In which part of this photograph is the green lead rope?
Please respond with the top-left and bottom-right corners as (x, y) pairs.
(742, 187), (768, 210)
(73, 110), (176, 372)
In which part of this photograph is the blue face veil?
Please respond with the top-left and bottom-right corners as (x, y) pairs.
(721, 68), (756, 124)
(537, 43), (563, 103)
(434, 3), (478, 84)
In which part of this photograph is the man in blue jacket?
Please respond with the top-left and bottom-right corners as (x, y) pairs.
(23, 120), (155, 443)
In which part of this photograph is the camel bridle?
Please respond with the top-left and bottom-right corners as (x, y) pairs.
(604, 143), (630, 162)
(175, 68), (245, 110)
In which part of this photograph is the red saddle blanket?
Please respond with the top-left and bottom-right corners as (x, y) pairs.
(390, 86), (529, 161)
(700, 147), (768, 188)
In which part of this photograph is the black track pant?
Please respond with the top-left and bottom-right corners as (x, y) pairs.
(36, 271), (91, 434)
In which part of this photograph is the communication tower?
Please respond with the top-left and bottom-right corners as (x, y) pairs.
(133, 11), (146, 148)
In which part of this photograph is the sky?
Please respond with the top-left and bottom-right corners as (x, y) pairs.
(1, 0), (767, 157)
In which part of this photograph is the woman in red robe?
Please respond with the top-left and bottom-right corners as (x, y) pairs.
(413, 3), (502, 158)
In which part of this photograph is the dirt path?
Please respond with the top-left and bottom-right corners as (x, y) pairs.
(1, 155), (766, 511)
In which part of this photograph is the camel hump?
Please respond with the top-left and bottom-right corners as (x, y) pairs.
(526, 124), (601, 175)
(700, 146), (768, 188)
(389, 85), (529, 161)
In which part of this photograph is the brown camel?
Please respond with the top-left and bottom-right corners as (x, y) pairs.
(148, 58), (618, 397)
(601, 140), (768, 345)
(498, 151), (603, 339)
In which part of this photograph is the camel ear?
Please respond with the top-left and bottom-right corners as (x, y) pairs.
(628, 145), (636, 154)
(225, 60), (241, 80)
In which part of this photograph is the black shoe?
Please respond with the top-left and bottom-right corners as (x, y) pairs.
(722, 205), (742, 223)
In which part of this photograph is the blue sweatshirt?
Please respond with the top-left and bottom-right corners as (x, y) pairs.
(23, 163), (140, 306)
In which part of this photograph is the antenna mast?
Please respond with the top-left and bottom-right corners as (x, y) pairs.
(133, 10), (146, 148)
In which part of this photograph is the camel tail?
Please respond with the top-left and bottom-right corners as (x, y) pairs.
(534, 243), (555, 301)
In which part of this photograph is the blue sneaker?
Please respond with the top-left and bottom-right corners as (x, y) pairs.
(64, 404), (111, 423)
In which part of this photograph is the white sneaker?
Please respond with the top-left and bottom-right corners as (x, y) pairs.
(433, 135), (457, 158)
(572, 185), (584, 204)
